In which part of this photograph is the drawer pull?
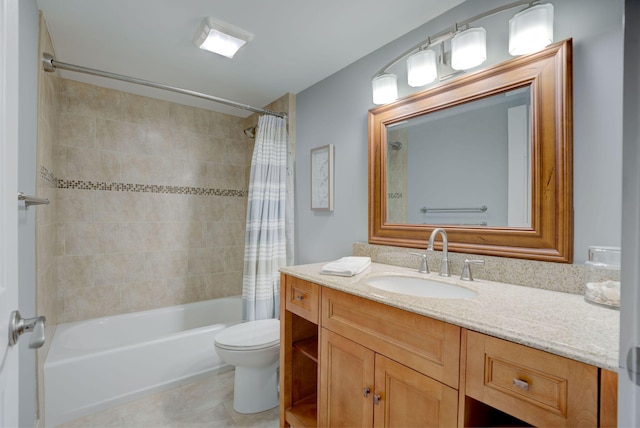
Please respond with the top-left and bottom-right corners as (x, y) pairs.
(512, 378), (529, 391)
(373, 394), (381, 405)
(295, 295), (305, 301)
(363, 387), (370, 397)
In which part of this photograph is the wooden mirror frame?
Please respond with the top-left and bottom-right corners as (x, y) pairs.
(368, 39), (573, 263)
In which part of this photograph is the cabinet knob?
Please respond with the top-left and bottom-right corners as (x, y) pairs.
(295, 295), (304, 301)
(373, 394), (381, 405)
(363, 387), (370, 397)
(512, 378), (529, 391)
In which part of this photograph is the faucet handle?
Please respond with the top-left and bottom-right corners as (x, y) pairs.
(410, 252), (429, 274)
(461, 259), (485, 281)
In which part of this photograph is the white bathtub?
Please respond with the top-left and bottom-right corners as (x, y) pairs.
(44, 296), (242, 427)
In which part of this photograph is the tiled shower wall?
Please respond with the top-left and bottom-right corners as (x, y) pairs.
(55, 79), (259, 323)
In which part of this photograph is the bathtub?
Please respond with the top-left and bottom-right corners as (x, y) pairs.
(44, 296), (242, 427)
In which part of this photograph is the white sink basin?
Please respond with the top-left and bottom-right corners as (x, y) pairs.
(366, 276), (477, 299)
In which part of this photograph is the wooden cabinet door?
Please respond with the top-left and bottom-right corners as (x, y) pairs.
(373, 354), (458, 428)
(319, 328), (375, 427)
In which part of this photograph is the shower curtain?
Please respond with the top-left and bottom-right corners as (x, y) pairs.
(242, 114), (292, 320)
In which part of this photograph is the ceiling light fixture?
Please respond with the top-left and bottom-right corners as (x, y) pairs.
(193, 17), (254, 59)
(372, 1), (554, 105)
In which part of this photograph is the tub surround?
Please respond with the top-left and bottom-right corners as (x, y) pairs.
(280, 261), (619, 371)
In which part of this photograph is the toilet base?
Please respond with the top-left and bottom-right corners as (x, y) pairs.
(232, 360), (279, 414)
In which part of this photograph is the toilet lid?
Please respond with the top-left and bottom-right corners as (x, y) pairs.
(215, 319), (280, 351)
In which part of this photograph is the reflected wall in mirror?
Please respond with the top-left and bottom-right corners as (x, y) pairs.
(369, 40), (573, 262)
(386, 87), (531, 228)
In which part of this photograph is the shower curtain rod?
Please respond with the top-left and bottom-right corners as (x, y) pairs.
(42, 53), (286, 119)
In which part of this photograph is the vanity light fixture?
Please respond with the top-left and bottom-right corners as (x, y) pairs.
(193, 17), (254, 59)
(451, 27), (487, 71)
(372, 73), (399, 105)
(509, 3), (554, 55)
(407, 49), (438, 87)
(372, 0), (554, 104)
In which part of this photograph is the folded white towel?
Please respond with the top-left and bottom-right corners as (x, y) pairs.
(320, 256), (371, 277)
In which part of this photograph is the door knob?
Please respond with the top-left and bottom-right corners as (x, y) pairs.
(8, 310), (46, 349)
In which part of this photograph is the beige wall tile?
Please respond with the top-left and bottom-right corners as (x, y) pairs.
(59, 113), (95, 148)
(95, 222), (120, 254)
(95, 118), (145, 152)
(225, 138), (248, 165)
(94, 191), (146, 222)
(120, 153), (168, 185)
(61, 285), (122, 323)
(169, 103), (209, 134)
(57, 255), (94, 290)
(57, 189), (94, 223)
(94, 252), (146, 285)
(187, 248), (225, 276)
(166, 159), (208, 188)
(65, 147), (121, 182)
(206, 221), (245, 248)
(61, 80), (125, 121)
(145, 250), (188, 281)
(122, 92), (171, 125)
(224, 246), (244, 272)
(166, 221), (206, 250)
(188, 132), (218, 162)
(62, 222), (99, 256)
(139, 124), (175, 156)
(119, 222), (166, 253)
(206, 272), (242, 299)
(121, 280), (170, 313)
(224, 197), (247, 222)
(166, 275), (207, 305)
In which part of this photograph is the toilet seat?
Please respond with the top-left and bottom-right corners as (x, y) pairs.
(215, 319), (280, 351)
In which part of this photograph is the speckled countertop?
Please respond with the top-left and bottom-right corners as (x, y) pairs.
(280, 262), (620, 372)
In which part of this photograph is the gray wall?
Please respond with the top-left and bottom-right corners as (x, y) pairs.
(296, 0), (623, 264)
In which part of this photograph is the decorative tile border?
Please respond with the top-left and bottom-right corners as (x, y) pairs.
(57, 179), (248, 197)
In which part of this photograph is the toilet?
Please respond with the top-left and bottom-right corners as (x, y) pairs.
(214, 318), (280, 414)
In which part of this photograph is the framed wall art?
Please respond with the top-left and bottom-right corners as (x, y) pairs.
(310, 144), (334, 211)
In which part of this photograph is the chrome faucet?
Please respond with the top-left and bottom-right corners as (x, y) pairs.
(427, 228), (450, 277)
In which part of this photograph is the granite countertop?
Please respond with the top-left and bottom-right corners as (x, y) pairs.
(280, 261), (620, 371)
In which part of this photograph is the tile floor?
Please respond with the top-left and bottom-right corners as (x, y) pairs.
(56, 370), (280, 428)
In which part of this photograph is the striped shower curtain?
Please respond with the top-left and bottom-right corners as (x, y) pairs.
(242, 114), (291, 320)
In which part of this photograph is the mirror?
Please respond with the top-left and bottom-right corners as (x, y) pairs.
(386, 87), (532, 228)
(369, 40), (573, 262)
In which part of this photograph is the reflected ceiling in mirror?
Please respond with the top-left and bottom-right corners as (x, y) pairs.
(369, 40), (573, 263)
(386, 87), (531, 228)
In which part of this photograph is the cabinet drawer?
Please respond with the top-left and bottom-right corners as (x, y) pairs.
(284, 275), (319, 324)
(321, 287), (460, 389)
(465, 330), (598, 427)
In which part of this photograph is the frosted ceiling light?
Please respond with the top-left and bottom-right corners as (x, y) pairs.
(372, 73), (398, 105)
(407, 49), (437, 87)
(451, 27), (487, 71)
(509, 3), (554, 56)
(193, 17), (254, 59)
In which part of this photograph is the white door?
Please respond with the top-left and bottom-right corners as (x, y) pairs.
(0, 0), (21, 426)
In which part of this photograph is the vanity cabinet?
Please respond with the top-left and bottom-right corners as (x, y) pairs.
(318, 287), (459, 427)
(464, 330), (598, 427)
(280, 274), (617, 428)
